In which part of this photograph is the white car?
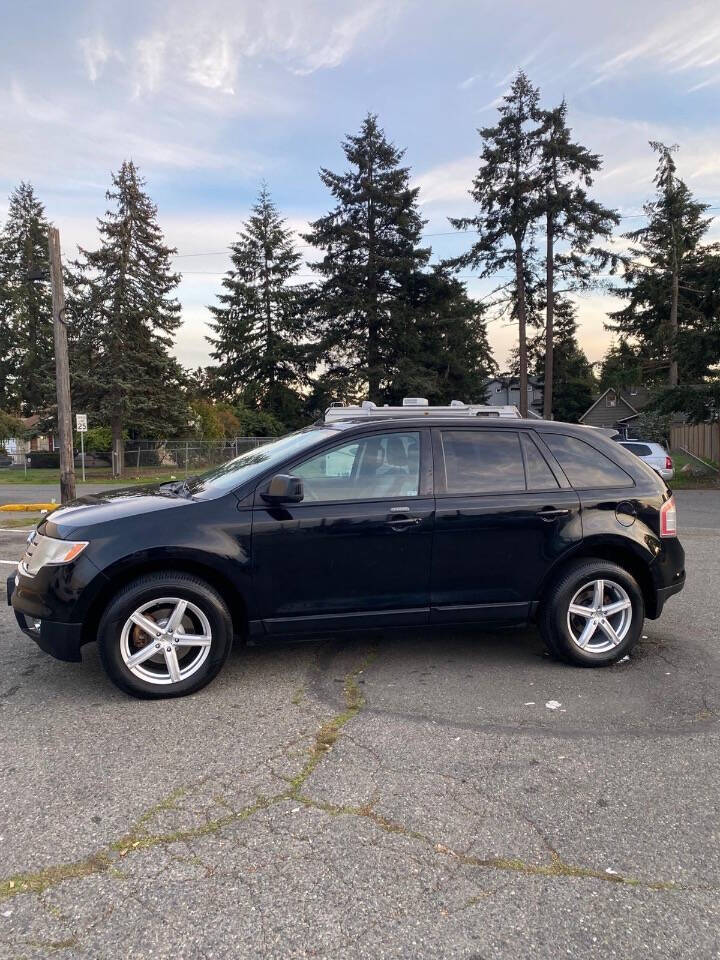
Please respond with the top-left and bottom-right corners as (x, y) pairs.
(618, 440), (674, 481)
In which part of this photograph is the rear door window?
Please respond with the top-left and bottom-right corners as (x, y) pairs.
(544, 434), (633, 488)
(440, 430), (525, 494)
(620, 442), (653, 457)
(521, 433), (559, 490)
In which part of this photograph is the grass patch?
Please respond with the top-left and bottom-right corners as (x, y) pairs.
(669, 451), (719, 489)
(0, 467), (207, 486)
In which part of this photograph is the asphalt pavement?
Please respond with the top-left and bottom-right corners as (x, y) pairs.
(0, 491), (718, 959)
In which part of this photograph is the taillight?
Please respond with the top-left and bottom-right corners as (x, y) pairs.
(665, 456), (673, 470)
(660, 496), (677, 537)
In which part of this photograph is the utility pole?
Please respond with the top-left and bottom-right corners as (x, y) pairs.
(48, 227), (76, 503)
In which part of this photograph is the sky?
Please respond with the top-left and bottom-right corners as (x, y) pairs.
(2, 0), (720, 374)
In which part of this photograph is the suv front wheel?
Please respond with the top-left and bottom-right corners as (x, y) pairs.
(540, 560), (644, 666)
(97, 572), (233, 698)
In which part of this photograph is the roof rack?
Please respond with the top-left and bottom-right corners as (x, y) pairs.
(324, 397), (523, 423)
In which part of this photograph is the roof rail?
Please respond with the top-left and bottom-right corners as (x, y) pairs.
(324, 399), (523, 423)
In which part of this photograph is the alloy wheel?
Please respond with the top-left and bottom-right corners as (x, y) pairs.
(120, 597), (213, 685)
(566, 578), (632, 654)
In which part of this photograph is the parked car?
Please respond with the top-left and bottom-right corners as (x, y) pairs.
(0, 453), (13, 467)
(617, 440), (673, 481)
(7, 406), (685, 699)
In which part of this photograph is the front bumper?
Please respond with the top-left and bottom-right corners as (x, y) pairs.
(6, 572), (83, 662)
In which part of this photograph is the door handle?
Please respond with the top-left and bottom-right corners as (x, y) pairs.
(386, 517), (422, 527)
(537, 507), (570, 521)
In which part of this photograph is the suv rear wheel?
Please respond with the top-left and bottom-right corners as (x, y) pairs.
(539, 560), (644, 666)
(97, 572), (233, 698)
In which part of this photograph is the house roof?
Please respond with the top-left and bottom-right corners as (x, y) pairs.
(579, 387), (639, 423)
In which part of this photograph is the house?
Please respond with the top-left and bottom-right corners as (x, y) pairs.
(485, 376), (544, 415)
(579, 385), (651, 435)
(3, 415), (57, 462)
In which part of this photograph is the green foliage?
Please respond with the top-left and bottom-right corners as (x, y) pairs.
(68, 161), (189, 447)
(631, 409), (672, 444)
(232, 403), (285, 438)
(599, 341), (645, 391)
(607, 143), (719, 384)
(0, 409), (23, 441)
(654, 381), (720, 425)
(208, 186), (310, 422)
(0, 182), (54, 415)
(447, 72), (544, 413)
(305, 114), (433, 403)
(82, 426), (113, 452)
(536, 99), (618, 417)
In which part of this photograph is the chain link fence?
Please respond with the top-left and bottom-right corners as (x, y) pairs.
(115, 437), (274, 476)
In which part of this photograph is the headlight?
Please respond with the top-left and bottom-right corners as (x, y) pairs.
(20, 533), (89, 577)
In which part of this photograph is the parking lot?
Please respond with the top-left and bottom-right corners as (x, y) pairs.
(0, 490), (718, 959)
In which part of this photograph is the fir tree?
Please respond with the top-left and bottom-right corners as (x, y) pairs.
(388, 268), (496, 404)
(0, 183), (54, 415)
(68, 161), (186, 463)
(525, 295), (595, 422)
(607, 142), (714, 386)
(304, 114), (431, 403)
(449, 71), (543, 416)
(207, 186), (309, 422)
(536, 100), (618, 418)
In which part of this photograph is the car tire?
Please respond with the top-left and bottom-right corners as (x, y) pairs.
(97, 571), (233, 699)
(539, 559), (644, 667)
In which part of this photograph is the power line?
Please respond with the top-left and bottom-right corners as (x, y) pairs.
(168, 204), (720, 260)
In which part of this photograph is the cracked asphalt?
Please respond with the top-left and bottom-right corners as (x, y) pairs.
(0, 490), (718, 959)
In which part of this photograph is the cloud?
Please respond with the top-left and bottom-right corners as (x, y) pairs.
(78, 34), (120, 83)
(590, 2), (720, 89)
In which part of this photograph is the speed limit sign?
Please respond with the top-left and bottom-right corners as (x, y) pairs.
(76, 414), (88, 432)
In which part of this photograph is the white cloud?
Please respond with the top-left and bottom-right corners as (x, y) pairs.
(590, 2), (720, 89)
(78, 33), (119, 83)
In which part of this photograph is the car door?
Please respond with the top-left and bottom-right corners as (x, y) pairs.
(430, 427), (582, 623)
(252, 428), (434, 634)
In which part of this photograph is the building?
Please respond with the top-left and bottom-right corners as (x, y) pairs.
(578, 385), (651, 435)
(3, 415), (56, 464)
(485, 376), (544, 415)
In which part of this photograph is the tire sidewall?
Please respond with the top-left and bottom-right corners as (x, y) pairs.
(545, 561), (644, 666)
(98, 574), (232, 698)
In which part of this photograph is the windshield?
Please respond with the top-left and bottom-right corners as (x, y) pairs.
(185, 427), (337, 499)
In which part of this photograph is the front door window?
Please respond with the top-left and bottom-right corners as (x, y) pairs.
(294, 432), (420, 502)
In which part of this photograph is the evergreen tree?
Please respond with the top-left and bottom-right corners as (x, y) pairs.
(304, 114), (431, 403)
(207, 186), (309, 422)
(449, 71), (543, 416)
(598, 341), (645, 391)
(68, 161), (187, 463)
(536, 100), (618, 418)
(388, 268), (496, 404)
(526, 296), (595, 422)
(0, 183), (54, 415)
(607, 142), (715, 386)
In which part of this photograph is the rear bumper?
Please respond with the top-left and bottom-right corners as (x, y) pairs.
(651, 569), (685, 618)
(7, 573), (83, 662)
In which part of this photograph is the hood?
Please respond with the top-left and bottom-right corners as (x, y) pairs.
(42, 484), (194, 538)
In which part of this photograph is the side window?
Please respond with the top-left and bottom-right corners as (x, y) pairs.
(521, 434), (559, 490)
(294, 432), (420, 502)
(544, 434), (633, 488)
(440, 430), (525, 495)
(621, 442), (652, 457)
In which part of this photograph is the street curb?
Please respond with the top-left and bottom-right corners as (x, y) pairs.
(0, 504), (57, 512)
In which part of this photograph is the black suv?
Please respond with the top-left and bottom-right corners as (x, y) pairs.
(7, 415), (685, 698)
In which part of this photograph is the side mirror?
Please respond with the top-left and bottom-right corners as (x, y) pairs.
(262, 473), (304, 504)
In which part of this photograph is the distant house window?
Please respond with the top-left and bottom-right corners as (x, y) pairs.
(606, 392), (617, 407)
(629, 386), (638, 396)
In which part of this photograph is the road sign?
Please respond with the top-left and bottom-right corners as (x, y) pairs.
(76, 414), (88, 432)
